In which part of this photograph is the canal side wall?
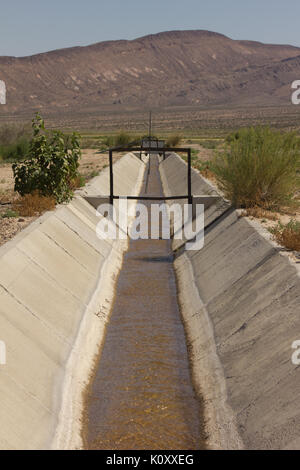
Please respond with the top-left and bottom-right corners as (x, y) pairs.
(159, 153), (300, 450)
(0, 153), (145, 450)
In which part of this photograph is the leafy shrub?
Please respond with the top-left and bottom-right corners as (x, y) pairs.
(269, 219), (300, 251)
(212, 127), (300, 209)
(12, 191), (56, 217)
(12, 114), (81, 203)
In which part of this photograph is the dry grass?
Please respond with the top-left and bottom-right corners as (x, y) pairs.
(12, 192), (56, 217)
(270, 220), (300, 252)
(242, 206), (278, 221)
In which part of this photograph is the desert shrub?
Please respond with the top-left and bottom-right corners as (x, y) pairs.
(166, 134), (182, 147)
(269, 219), (300, 251)
(114, 132), (133, 147)
(100, 132), (134, 149)
(12, 191), (56, 217)
(212, 127), (300, 209)
(12, 114), (81, 203)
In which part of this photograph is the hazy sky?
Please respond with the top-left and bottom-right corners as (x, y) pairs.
(1, 0), (300, 57)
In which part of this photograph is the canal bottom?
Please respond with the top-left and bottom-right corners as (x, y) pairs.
(84, 155), (205, 450)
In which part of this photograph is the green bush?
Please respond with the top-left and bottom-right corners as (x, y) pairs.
(12, 114), (81, 203)
(212, 127), (300, 209)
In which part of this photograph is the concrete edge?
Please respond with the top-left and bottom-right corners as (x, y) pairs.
(174, 252), (245, 450)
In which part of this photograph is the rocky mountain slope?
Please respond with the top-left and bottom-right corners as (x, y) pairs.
(1, 30), (300, 114)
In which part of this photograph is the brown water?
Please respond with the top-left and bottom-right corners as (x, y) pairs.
(85, 156), (205, 450)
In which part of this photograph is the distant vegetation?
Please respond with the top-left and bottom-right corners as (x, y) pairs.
(199, 139), (220, 150)
(212, 127), (300, 210)
(166, 134), (182, 147)
(100, 132), (139, 150)
(0, 123), (31, 162)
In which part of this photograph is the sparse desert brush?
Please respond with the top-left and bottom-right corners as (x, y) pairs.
(70, 174), (86, 189)
(12, 191), (56, 217)
(242, 206), (278, 220)
(212, 127), (300, 210)
(101, 135), (115, 148)
(199, 139), (220, 149)
(101, 132), (135, 149)
(196, 160), (215, 179)
(269, 220), (300, 252)
(166, 134), (182, 147)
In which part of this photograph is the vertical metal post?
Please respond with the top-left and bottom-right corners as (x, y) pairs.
(187, 148), (192, 205)
(149, 111), (152, 138)
(109, 149), (114, 206)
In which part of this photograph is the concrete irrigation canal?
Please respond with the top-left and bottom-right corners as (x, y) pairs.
(0, 151), (299, 450)
(84, 156), (205, 450)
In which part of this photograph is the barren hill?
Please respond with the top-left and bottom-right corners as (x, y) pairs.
(1, 30), (300, 115)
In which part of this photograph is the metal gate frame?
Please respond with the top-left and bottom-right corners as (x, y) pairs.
(108, 146), (192, 206)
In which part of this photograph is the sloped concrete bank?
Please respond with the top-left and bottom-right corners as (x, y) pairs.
(159, 154), (300, 450)
(0, 153), (145, 450)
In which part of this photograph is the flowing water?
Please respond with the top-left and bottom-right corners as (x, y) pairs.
(85, 155), (205, 450)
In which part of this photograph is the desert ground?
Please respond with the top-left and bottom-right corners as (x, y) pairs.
(1, 140), (299, 248)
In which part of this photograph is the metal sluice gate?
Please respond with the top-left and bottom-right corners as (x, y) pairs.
(108, 142), (193, 206)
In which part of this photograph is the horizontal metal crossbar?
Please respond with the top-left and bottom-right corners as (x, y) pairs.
(109, 147), (191, 153)
(112, 195), (189, 201)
